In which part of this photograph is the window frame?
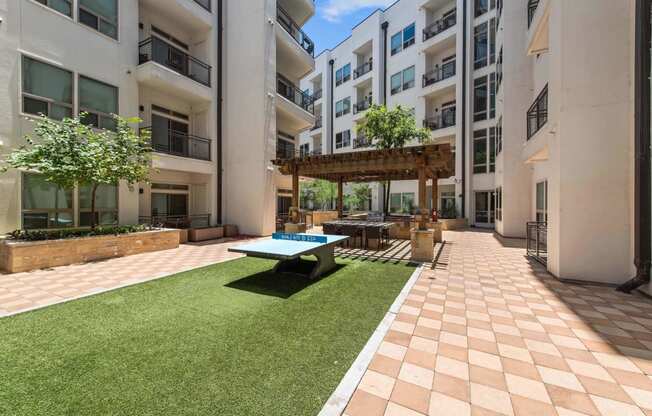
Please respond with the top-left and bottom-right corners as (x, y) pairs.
(336, 63), (351, 86)
(473, 76), (488, 121)
(32, 0), (73, 18)
(474, 22), (488, 69)
(536, 180), (548, 223)
(473, 129), (488, 174)
(335, 97), (351, 118)
(78, 183), (119, 227)
(391, 23), (416, 56)
(335, 130), (351, 149)
(78, 0), (119, 40)
(78, 74), (119, 131)
(495, 187), (503, 221)
(475, 0), (489, 17)
(21, 55), (74, 121)
(21, 172), (74, 230)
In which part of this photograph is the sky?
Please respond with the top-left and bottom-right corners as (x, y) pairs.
(304, 0), (397, 55)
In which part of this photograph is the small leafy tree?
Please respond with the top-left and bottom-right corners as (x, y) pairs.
(344, 183), (372, 211)
(301, 179), (337, 210)
(358, 105), (430, 214)
(2, 114), (152, 230)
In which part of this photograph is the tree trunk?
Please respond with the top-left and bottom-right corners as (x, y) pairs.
(90, 184), (98, 231)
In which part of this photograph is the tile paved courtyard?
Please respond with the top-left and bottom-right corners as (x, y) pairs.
(345, 230), (652, 416)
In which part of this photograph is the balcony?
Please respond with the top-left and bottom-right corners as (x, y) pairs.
(422, 60), (456, 88)
(277, 6), (314, 57)
(353, 97), (372, 115)
(277, 74), (314, 114)
(277, 139), (296, 160)
(423, 11), (456, 42)
(527, 85), (548, 140)
(139, 0), (212, 34)
(148, 128), (211, 161)
(353, 136), (372, 149)
(139, 37), (211, 87)
(423, 108), (456, 131)
(311, 115), (322, 130)
(313, 89), (323, 101)
(353, 59), (373, 79)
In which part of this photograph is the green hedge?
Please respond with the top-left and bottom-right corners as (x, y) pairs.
(7, 225), (156, 242)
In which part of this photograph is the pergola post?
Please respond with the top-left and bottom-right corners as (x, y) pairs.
(417, 166), (428, 230)
(431, 175), (438, 216)
(290, 164), (300, 224)
(337, 177), (344, 219)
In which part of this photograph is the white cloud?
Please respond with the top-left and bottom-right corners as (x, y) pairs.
(321, 0), (396, 22)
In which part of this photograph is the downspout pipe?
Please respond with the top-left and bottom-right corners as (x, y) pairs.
(460, 0), (467, 218)
(328, 59), (335, 153)
(215, 0), (224, 225)
(618, 0), (651, 293)
(381, 22), (389, 105)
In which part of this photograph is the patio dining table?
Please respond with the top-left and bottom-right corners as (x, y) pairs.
(322, 220), (395, 249)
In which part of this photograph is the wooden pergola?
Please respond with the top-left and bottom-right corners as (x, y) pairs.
(273, 144), (454, 229)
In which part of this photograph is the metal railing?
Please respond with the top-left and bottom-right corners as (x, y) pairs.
(193, 0), (210, 11)
(526, 221), (547, 265)
(277, 6), (315, 57)
(138, 37), (211, 87)
(139, 214), (211, 229)
(423, 108), (456, 130)
(353, 136), (372, 149)
(353, 60), (373, 79)
(528, 0), (540, 27)
(313, 89), (323, 101)
(277, 73), (314, 114)
(312, 116), (323, 130)
(423, 11), (457, 41)
(422, 60), (456, 87)
(527, 84), (548, 140)
(353, 97), (372, 114)
(276, 139), (296, 160)
(143, 127), (211, 161)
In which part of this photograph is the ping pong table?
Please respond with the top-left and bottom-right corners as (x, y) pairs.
(228, 233), (350, 279)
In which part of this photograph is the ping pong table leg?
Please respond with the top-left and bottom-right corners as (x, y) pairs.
(273, 258), (300, 274)
(309, 244), (337, 280)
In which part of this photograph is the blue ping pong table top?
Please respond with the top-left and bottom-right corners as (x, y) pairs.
(228, 233), (349, 260)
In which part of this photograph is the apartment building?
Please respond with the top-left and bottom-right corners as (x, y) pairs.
(299, 0), (498, 224)
(0, 0), (315, 236)
(300, 0), (645, 286)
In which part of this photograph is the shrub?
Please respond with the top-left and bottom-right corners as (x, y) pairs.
(7, 225), (155, 242)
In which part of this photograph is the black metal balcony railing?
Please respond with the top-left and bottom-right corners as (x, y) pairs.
(138, 37), (211, 87)
(146, 127), (212, 161)
(526, 221), (548, 265)
(423, 108), (456, 131)
(313, 89), (323, 101)
(353, 60), (373, 79)
(527, 84), (548, 140)
(276, 139), (296, 160)
(312, 116), (323, 130)
(353, 136), (372, 149)
(528, 0), (540, 27)
(422, 60), (456, 88)
(193, 0), (211, 11)
(423, 11), (457, 41)
(139, 214), (211, 229)
(277, 6), (315, 57)
(353, 97), (372, 114)
(277, 74), (314, 114)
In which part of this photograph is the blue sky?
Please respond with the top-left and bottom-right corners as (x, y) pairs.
(304, 0), (397, 55)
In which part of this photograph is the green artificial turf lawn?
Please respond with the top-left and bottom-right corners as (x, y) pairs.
(0, 257), (415, 416)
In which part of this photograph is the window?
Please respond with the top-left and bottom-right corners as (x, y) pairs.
(489, 18), (497, 64)
(79, 184), (118, 226)
(389, 193), (415, 214)
(527, 85), (548, 139)
(22, 56), (73, 120)
(474, 22), (488, 69)
(536, 181), (548, 222)
(21, 173), (74, 229)
(495, 187), (502, 221)
(335, 97), (351, 117)
(79, 75), (118, 131)
(474, 76), (488, 121)
(299, 143), (310, 157)
(475, 0), (489, 17)
(490, 73), (496, 118)
(473, 130), (488, 174)
(335, 130), (351, 149)
(390, 23), (416, 55)
(390, 66), (416, 95)
(496, 117), (503, 154)
(78, 0), (118, 39)
(34, 0), (72, 17)
(496, 48), (503, 91)
(489, 127), (496, 172)
(475, 191), (494, 224)
(336, 63), (351, 86)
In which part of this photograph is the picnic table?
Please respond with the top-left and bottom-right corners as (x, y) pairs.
(322, 220), (395, 249)
(228, 233), (349, 279)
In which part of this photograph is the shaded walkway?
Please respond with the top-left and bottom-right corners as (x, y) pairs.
(344, 230), (652, 416)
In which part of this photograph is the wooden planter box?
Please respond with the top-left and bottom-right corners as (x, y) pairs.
(439, 218), (468, 230)
(178, 229), (189, 244)
(0, 229), (180, 274)
(224, 224), (239, 237)
(188, 226), (224, 242)
(312, 211), (339, 226)
(389, 221), (413, 240)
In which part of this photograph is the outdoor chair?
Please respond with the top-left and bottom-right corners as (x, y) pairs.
(340, 224), (363, 248)
(365, 226), (388, 250)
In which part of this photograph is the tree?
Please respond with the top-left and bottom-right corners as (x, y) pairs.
(344, 183), (372, 211)
(357, 105), (431, 214)
(2, 114), (152, 229)
(300, 179), (337, 210)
